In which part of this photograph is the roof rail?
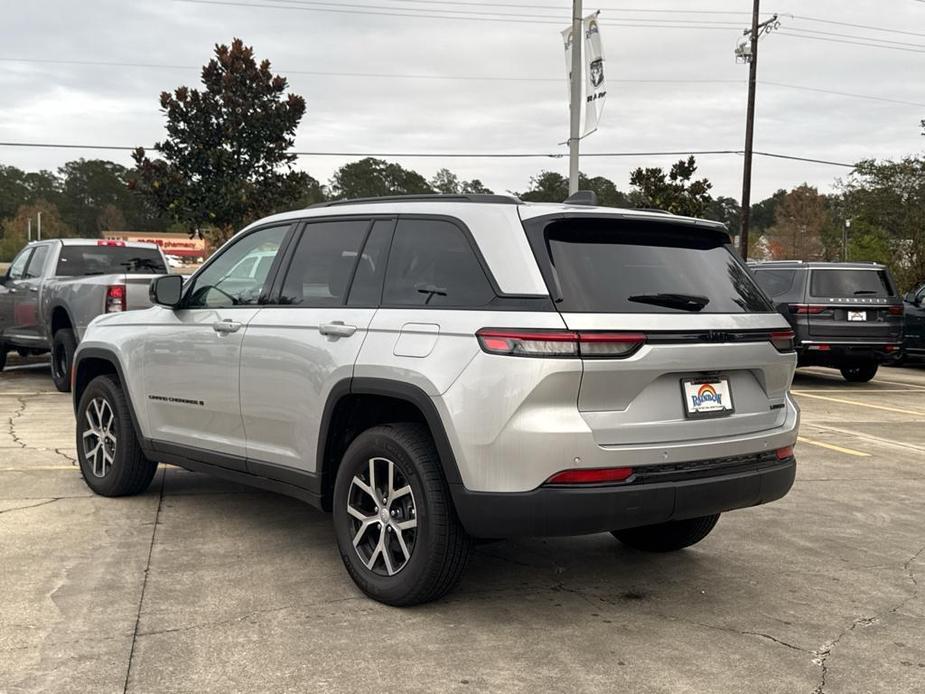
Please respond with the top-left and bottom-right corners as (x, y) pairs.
(308, 193), (522, 208)
(635, 207), (673, 215)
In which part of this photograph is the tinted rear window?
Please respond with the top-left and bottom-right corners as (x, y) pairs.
(541, 220), (772, 313)
(752, 269), (796, 298)
(809, 269), (894, 298)
(56, 245), (166, 276)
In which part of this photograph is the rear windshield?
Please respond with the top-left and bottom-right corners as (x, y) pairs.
(809, 269), (894, 298)
(539, 220), (772, 314)
(56, 245), (167, 276)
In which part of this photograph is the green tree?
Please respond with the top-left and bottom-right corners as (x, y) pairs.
(130, 38), (317, 244)
(0, 200), (74, 261)
(629, 156), (713, 217)
(460, 178), (493, 194)
(749, 189), (787, 232)
(0, 166), (61, 221)
(330, 158), (432, 199)
(841, 156), (925, 291)
(704, 196), (741, 231)
(766, 184), (834, 261)
(429, 168), (494, 195)
(517, 171), (626, 206)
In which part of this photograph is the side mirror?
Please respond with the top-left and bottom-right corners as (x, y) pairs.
(150, 274), (184, 308)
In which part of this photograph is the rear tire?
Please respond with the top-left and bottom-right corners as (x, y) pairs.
(76, 374), (157, 496)
(0, 347), (6, 372)
(840, 360), (878, 383)
(51, 329), (77, 393)
(332, 423), (472, 606)
(612, 514), (720, 553)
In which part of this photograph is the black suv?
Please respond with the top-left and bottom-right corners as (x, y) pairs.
(749, 261), (903, 382)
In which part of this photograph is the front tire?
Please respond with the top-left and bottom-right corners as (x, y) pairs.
(840, 360), (878, 383)
(76, 375), (157, 496)
(51, 329), (77, 392)
(332, 423), (471, 606)
(612, 514), (720, 553)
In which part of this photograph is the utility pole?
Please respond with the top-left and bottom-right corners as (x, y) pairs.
(37, 211), (42, 241)
(736, 5), (779, 258)
(27, 218), (32, 242)
(843, 219), (851, 261)
(568, 0), (582, 195)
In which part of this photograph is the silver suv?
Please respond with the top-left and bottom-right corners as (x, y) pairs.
(72, 194), (800, 605)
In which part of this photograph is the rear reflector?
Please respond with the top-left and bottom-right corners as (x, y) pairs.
(546, 467), (634, 485)
(476, 329), (645, 359)
(807, 344), (831, 351)
(788, 304), (827, 315)
(770, 329), (795, 353)
(775, 445), (794, 461)
(106, 284), (127, 313)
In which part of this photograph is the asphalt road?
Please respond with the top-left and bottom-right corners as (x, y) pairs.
(2, 358), (924, 693)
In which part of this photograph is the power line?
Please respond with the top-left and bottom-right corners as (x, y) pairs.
(777, 30), (925, 54)
(0, 141), (857, 167)
(6, 57), (923, 107)
(788, 13), (925, 39)
(782, 26), (925, 50)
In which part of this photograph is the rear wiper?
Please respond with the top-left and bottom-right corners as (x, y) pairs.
(627, 293), (710, 312)
(853, 290), (878, 295)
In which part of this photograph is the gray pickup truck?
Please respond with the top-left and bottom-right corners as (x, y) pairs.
(0, 239), (168, 390)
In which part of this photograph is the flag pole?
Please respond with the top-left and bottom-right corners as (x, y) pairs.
(568, 0), (582, 195)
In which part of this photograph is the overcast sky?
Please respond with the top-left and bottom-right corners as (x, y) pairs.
(1, 0), (923, 201)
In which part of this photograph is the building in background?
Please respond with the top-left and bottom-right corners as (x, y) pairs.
(102, 231), (206, 263)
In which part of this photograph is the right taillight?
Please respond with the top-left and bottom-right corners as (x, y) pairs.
(888, 305), (904, 316)
(770, 329), (795, 353)
(788, 304), (826, 315)
(476, 329), (646, 359)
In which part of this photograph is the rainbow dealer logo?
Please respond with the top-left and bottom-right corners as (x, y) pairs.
(691, 383), (723, 408)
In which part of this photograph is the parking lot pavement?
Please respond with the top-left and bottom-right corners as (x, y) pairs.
(2, 360), (924, 694)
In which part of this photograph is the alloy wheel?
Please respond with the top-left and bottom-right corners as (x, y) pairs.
(82, 397), (117, 478)
(346, 457), (417, 576)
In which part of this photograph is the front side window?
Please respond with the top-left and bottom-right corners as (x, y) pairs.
(383, 219), (495, 307)
(23, 245), (49, 279)
(186, 225), (289, 308)
(279, 220), (370, 306)
(7, 248), (33, 280)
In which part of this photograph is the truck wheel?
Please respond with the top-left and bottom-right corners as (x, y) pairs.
(51, 329), (77, 393)
(76, 374), (157, 496)
(332, 423), (472, 606)
(840, 360), (878, 383)
(0, 348), (6, 372)
(612, 514), (720, 552)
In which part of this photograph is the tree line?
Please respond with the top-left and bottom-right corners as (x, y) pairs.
(2, 38), (923, 290)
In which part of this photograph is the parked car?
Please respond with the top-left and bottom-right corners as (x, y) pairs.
(72, 194), (799, 605)
(749, 261), (903, 382)
(0, 239), (168, 390)
(900, 281), (925, 362)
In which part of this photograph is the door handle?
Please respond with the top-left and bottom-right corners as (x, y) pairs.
(29, 287), (39, 293)
(212, 320), (242, 334)
(319, 321), (357, 338)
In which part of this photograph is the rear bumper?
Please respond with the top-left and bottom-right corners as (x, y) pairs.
(451, 456), (796, 538)
(797, 340), (902, 364)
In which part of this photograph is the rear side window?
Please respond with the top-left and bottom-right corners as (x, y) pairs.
(347, 220), (393, 306)
(56, 245), (167, 275)
(539, 219), (772, 313)
(383, 219), (494, 307)
(279, 220), (369, 306)
(752, 269), (796, 298)
(809, 269), (894, 298)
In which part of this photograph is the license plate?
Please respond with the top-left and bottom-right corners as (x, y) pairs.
(848, 311), (867, 321)
(682, 378), (734, 418)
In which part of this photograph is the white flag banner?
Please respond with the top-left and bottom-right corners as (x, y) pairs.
(562, 13), (607, 138)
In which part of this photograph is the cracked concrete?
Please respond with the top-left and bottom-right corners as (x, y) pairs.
(2, 362), (925, 692)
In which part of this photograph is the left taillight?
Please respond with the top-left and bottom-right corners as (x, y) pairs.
(770, 329), (795, 353)
(475, 329), (646, 359)
(106, 285), (127, 313)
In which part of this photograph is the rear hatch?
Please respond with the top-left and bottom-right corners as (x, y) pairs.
(804, 267), (902, 341)
(523, 213), (795, 447)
